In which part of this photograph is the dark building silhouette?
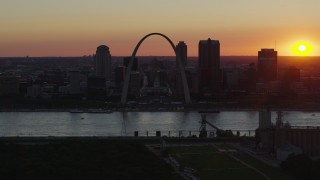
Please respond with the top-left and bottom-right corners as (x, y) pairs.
(198, 38), (221, 95)
(258, 49), (277, 82)
(0, 76), (20, 96)
(129, 72), (141, 97)
(123, 57), (138, 71)
(87, 76), (106, 99)
(158, 70), (168, 87)
(95, 45), (112, 81)
(240, 63), (257, 92)
(115, 66), (125, 83)
(176, 41), (187, 68)
(279, 66), (300, 82)
(69, 70), (82, 94)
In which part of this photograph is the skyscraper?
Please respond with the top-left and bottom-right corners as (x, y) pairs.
(198, 38), (221, 95)
(176, 41), (187, 68)
(129, 72), (141, 97)
(95, 45), (112, 81)
(258, 49), (277, 82)
(115, 66), (125, 83)
(69, 70), (81, 94)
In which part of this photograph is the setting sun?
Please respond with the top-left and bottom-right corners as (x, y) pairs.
(292, 42), (312, 56)
(298, 45), (306, 52)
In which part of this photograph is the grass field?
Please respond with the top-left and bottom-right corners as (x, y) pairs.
(167, 144), (298, 180)
(0, 140), (182, 180)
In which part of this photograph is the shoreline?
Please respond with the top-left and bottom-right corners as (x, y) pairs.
(2, 107), (320, 113)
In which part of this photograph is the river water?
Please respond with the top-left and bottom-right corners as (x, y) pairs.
(0, 111), (319, 137)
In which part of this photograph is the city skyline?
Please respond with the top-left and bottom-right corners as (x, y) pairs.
(0, 0), (319, 57)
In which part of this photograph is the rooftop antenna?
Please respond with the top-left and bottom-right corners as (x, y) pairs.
(275, 40), (277, 50)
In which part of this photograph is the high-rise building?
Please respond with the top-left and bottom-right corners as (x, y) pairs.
(129, 72), (141, 97)
(198, 38), (221, 95)
(176, 41), (187, 68)
(123, 57), (138, 71)
(258, 49), (277, 82)
(279, 66), (300, 82)
(69, 70), (81, 94)
(115, 66), (125, 83)
(95, 45), (112, 81)
(0, 76), (20, 96)
(87, 76), (107, 99)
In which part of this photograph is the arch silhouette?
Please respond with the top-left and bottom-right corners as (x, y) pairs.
(121, 33), (191, 104)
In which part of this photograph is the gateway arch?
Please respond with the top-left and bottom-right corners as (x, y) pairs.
(121, 33), (191, 104)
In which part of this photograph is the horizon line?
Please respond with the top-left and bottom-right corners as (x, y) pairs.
(1, 55), (320, 58)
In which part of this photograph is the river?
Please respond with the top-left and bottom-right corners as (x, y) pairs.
(0, 111), (319, 137)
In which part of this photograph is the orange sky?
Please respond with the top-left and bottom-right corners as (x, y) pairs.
(0, 0), (319, 57)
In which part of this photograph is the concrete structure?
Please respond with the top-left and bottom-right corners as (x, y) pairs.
(121, 33), (191, 104)
(256, 110), (320, 158)
(259, 109), (272, 129)
(176, 41), (187, 68)
(258, 49), (277, 82)
(198, 38), (221, 95)
(276, 144), (303, 162)
(256, 109), (274, 152)
(95, 45), (112, 81)
(283, 127), (320, 156)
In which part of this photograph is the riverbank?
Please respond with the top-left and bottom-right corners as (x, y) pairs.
(2, 107), (320, 113)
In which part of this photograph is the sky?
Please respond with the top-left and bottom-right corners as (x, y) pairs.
(0, 0), (319, 57)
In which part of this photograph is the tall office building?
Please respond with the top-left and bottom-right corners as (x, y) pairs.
(69, 70), (81, 94)
(258, 49), (277, 82)
(95, 45), (112, 81)
(115, 66), (125, 83)
(176, 41), (187, 68)
(129, 72), (141, 97)
(198, 38), (221, 95)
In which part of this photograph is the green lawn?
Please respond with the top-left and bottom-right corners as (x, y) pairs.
(214, 143), (235, 149)
(167, 145), (218, 154)
(199, 168), (264, 180)
(175, 153), (243, 170)
(0, 141), (182, 180)
(167, 145), (300, 180)
(234, 153), (299, 180)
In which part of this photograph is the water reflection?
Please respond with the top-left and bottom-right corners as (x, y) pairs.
(0, 111), (319, 136)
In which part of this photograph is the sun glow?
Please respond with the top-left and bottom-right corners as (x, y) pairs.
(298, 45), (306, 52)
(293, 42), (311, 56)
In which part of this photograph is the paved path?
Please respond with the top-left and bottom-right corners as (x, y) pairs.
(232, 143), (280, 168)
(145, 144), (198, 180)
(228, 154), (271, 180)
